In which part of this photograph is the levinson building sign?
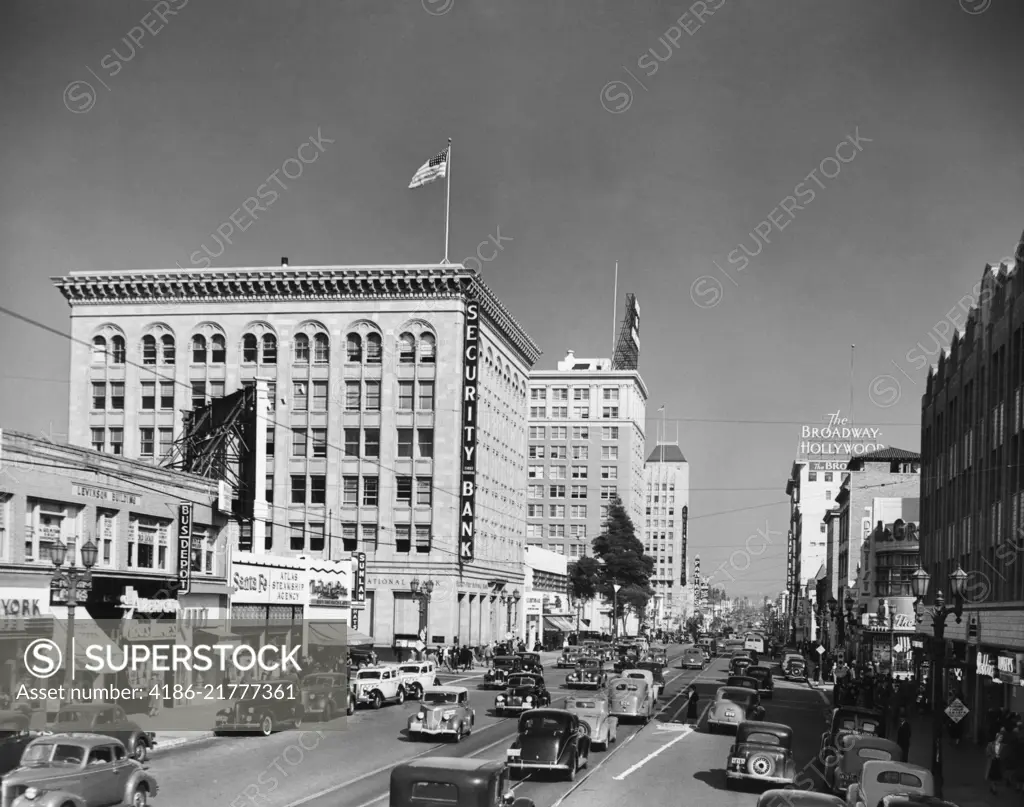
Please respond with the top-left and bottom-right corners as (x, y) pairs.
(799, 411), (884, 456)
(459, 300), (480, 563)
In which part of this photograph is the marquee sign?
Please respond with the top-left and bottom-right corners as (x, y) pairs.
(459, 300), (480, 563)
(799, 411), (885, 457)
(353, 552), (366, 604)
(177, 503), (192, 595)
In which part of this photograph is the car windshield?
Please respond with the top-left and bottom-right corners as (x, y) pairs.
(612, 682), (639, 692)
(579, 659), (599, 667)
(718, 689), (756, 705)
(521, 715), (569, 734)
(572, 701), (596, 708)
(22, 743), (84, 766)
(399, 665), (423, 674)
(748, 669), (768, 679)
(494, 657), (517, 668)
(422, 692), (459, 705)
(508, 677), (536, 688)
(356, 671), (381, 680)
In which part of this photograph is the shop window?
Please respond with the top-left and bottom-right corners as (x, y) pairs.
(128, 515), (170, 571)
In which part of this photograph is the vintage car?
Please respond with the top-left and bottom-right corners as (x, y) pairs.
(648, 648), (669, 667)
(725, 721), (797, 788)
(557, 646), (584, 668)
(877, 796), (960, 807)
(565, 694), (618, 750)
(594, 643), (615, 662)
(408, 687), (475, 741)
(484, 656), (523, 689)
(566, 657), (608, 689)
(783, 654), (807, 681)
(621, 669), (659, 700)
(390, 758), (536, 807)
(6, 733), (158, 807)
(726, 675), (760, 693)
(215, 679), (305, 736)
(47, 703), (155, 762)
(607, 677), (654, 723)
(495, 675), (551, 716)
(707, 686), (766, 733)
(506, 709), (591, 782)
(820, 707), (886, 756)
(846, 762), (934, 807)
(681, 648), (707, 669)
(516, 653), (544, 674)
(729, 655), (754, 676)
(352, 665), (407, 708)
(301, 672), (348, 721)
(823, 735), (904, 796)
(755, 790), (845, 807)
(746, 666), (775, 699)
(1, 710), (38, 780)
(635, 661), (667, 694)
(397, 661), (439, 700)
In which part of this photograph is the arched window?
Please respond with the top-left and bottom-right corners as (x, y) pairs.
(111, 336), (126, 365)
(192, 335), (207, 364)
(262, 334), (277, 364)
(366, 333), (382, 364)
(160, 334), (175, 364)
(419, 334), (436, 364)
(210, 335), (226, 364)
(142, 335), (157, 365)
(399, 333), (416, 364)
(242, 334), (258, 363)
(314, 333), (330, 364)
(346, 333), (362, 363)
(92, 336), (107, 364)
(294, 334), (310, 363)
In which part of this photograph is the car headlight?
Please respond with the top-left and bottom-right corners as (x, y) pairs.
(442, 710), (455, 720)
(525, 696), (533, 703)
(24, 788), (38, 800)
(417, 711), (426, 720)
(496, 695), (506, 702)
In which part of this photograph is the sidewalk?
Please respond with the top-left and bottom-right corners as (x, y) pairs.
(905, 712), (1015, 807)
(124, 700), (219, 753)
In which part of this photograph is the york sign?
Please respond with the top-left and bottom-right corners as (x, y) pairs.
(459, 300), (480, 563)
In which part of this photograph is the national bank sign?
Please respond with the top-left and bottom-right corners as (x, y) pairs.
(799, 410), (885, 456)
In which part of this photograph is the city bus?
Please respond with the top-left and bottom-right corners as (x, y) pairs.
(743, 633), (765, 654)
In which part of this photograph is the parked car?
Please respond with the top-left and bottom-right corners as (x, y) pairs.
(495, 675), (551, 716)
(390, 758), (536, 807)
(725, 721), (797, 788)
(707, 686), (766, 733)
(6, 733), (157, 807)
(506, 709), (591, 782)
(635, 661), (667, 695)
(822, 735), (904, 796)
(681, 648), (706, 670)
(408, 687), (475, 742)
(47, 703), (155, 762)
(820, 707), (886, 757)
(397, 661), (439, 701)
(726, 675), (760, 693)
(877, 796), (960, 807)
(301, 672), (348, 721)
(782, 654), (807, 681)
(564, 694), (618, 750)
(484, 657), (523, 689)
(607, 677), (654, 724)
(746, 666), (775, 700)
(0, 710), (38, 780)
(557, 646), (584, 669)
(755, 790), (845, 807)
(729, 655), (754, 676)
(566, 658), (608, 689)
(516, 653), (544, 674)
(846, 761), (934, 807)
(215, 679), (305, 736)
(352, 665), (407, 708)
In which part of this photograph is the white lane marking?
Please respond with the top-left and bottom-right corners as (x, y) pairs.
(548, 730), (639, 807)
(611, 725), (694, 780)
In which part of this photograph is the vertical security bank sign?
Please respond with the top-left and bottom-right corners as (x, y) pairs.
(459, 300), (480, 563)
(178, 503), (192, 594)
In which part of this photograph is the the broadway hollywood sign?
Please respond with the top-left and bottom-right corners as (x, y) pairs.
(799, 410), (884, 456)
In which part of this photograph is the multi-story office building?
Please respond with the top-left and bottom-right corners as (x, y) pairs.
(643, 442), (689, 630)
(52, 262), (541, 649)
(525, 350), (648, 559)
(921, 242), (1024, 736)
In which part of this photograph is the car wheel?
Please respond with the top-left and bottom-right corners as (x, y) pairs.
(131, 785), (150, 807)
(371, 692), (383, 710)
(260, 715), (274, 737)
(410, 683), (422, 701)
(396, 688), (406, 705)
(347, 700), (355, 716)
(748, 753), (776, 778)
(130, 736), (148, 763)
(453, 724), (463, 743)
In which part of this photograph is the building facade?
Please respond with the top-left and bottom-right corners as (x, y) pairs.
(52, 263), (541, 650)
(921, 241), (1024, 739)
(643, 442), (689, 631)
(0, 429), (230, 704)
(523, 546), (571, 649)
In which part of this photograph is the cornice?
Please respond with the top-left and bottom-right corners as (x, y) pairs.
(51, 264), (542, 367)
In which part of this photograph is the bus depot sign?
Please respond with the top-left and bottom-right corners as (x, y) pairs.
(799, 410), (884, 456)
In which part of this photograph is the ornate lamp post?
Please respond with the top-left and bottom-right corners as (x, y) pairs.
(511, 589), (521, 637)
(50, 538), (98, 703)
(827, 596), (838, 652)
(911, 565), (968, 799)
(612, 583), (622, 642)
(410, 578), (435, 647)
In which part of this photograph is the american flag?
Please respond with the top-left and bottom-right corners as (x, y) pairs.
(408, 147), (448, 189)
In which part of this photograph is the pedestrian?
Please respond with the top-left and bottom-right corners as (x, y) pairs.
(686, 685), (699, 721)
(147, 674), (162, 718)
(897, 710), (912, 763)
(987, 729), (1007, 794)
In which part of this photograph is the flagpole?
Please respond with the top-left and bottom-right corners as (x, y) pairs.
(444, 138), (452, 264)
(611, 262), (619, 357)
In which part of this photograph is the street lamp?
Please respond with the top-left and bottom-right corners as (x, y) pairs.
(612, 584), (622, 642)
(50, 538), (98, 703)
(911, 565), (967, 799)
(410, 578), (435, 648)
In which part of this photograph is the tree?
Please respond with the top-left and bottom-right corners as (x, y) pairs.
(568, 557), (602, 603)
(591, 496), (655, 635)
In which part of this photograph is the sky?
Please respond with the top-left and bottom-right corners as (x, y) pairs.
(1, 0), (1022, 600)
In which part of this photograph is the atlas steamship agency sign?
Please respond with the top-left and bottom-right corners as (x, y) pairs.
(799, 410), (885, 457)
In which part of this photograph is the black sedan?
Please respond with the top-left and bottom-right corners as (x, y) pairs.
(495, 674), (551, 715)
(483, 656), (523, 689)
(506, 708), (591, 781)
(566, 658), (607, 689)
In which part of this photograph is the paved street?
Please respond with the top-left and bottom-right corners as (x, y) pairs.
(141, 647), (840, 807)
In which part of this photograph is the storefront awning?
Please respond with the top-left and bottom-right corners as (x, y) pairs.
(544, 616), (574, 632)
(50, 614), (124, 674)
(196, 624), (242, 644)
